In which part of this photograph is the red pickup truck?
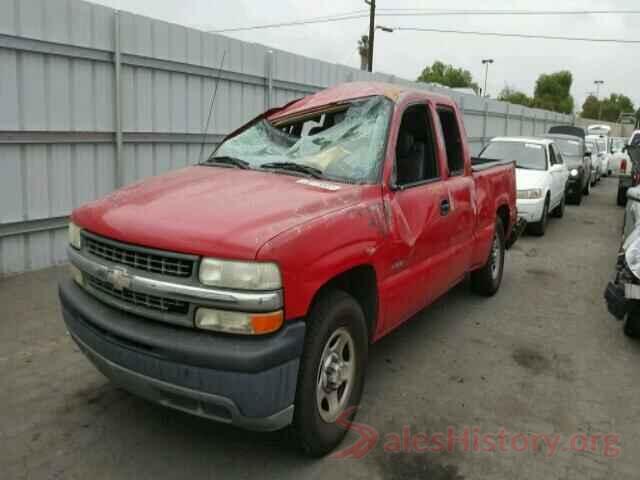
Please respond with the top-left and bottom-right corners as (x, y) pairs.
(60, 82), (519, 456)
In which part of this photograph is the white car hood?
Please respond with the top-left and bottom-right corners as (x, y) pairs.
(516, 168), (549, 191)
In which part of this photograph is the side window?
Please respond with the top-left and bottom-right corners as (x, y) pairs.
(554, 146), (563, 165)
(436, 107), (464, 175)
(548, 145), (557, 166)
(394, 104), (439, 187)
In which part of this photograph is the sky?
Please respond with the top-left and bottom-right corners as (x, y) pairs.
(90, 0), (640, 112)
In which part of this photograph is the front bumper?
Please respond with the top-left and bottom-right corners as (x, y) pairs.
(566, 177), (583, 197)
(517, 197), (545, 223)
(59, 279), (305, 431)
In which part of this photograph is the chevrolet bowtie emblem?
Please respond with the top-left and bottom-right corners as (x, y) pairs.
(106, 267), (131, 291)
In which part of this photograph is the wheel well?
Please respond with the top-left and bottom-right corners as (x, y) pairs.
(315, 265), (378, 341)
(496, 204), (510, 232)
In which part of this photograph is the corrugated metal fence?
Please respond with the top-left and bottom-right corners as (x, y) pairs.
(0, 0), (573, 275)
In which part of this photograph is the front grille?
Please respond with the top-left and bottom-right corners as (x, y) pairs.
(85, 235), (194, 278)
(86, 274), (189, 315)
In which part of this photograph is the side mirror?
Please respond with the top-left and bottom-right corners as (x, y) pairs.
(585, 151), (592, 157)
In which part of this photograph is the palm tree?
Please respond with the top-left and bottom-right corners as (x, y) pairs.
(357, 35), (369, 71)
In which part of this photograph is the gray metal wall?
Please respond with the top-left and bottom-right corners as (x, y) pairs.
(0, 0), (572, 276)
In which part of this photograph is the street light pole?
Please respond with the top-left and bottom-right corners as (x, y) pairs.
(594, 80), (604, 120)
(482, 59), (494, 97)
(365, 0), (376, 72)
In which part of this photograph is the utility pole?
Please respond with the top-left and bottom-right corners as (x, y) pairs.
(482, 59), (494, 98)
(365, 0), (375, 72)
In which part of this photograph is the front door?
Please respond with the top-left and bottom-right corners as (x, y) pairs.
(380, 102), (452, 332)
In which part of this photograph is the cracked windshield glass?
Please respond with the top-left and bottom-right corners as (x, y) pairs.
(210, 96), (392, 183)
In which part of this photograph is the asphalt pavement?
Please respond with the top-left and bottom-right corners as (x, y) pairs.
(1, 177), (639, 480)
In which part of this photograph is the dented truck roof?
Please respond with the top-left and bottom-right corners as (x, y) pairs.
(269, 82), (454, 121)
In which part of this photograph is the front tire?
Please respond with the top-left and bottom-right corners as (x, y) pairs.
(291, 290), (368, 457)
(617, 187), (627, 207)
(624, 312), (640, 337)
(529, 197), (549, 236)
(573, 188), (583, 205)
(471, 217), (505, 296)
(552, 194), (565, 218)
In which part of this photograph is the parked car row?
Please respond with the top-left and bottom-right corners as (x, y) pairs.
(476, 124), (608, 236)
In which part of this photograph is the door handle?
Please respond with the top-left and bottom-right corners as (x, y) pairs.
(440, 198), (450, 216)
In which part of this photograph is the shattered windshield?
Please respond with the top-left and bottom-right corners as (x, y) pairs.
(209, 96), (393, 183)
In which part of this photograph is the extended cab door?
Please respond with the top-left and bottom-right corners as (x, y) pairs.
(380, 102), (451, 332)
(433, 105), (475, 293)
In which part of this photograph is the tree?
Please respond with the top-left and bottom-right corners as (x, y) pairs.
(601, 94), (635, 122)
(357, 35), (369, 71)
(581, 95), (600, 120)
(417, 61), (479, 93)
(581, 93), (635, 122)
(532, 71), (574, 114)
(498, 86), (533, 107)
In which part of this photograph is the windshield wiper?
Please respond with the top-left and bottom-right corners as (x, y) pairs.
(260, 162), (324, 179)
(205, 156), (251, 169)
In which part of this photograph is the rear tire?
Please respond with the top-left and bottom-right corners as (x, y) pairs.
(528, 197), (549, 236)
(471, 218), (505, 297)
(290, 290), (368, 457)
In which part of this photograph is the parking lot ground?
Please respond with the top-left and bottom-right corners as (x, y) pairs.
(2, 177), (640, 480)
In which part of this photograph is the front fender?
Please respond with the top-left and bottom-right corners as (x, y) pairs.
(257, 199), (387, 321)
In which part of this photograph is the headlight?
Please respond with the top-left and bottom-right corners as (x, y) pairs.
(69, 264), (84, 286)
(517, 188), (543, 200)
(626, 242), (640, 280)
(570, 169), (579, 177)
(195, 308), (283, 335)
(68, 222), (82, 249)
(199, 258), (281, 290)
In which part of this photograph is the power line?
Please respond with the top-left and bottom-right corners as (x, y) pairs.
(376, 8), (640, 16)
(210, 9), (640, 33)
(395, 27), (640, 44)
(210, 11), (368, 33)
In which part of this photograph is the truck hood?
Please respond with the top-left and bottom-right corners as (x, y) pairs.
(515, 168), (549, 191)
(73, 166), (365, 259)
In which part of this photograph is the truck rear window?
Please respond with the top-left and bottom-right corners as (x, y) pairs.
(209, 96), (393, 183)
(480, 141), (547, 171)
